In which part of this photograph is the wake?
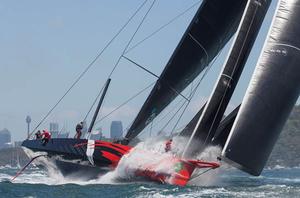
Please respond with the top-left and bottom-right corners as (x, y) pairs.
(94, 136), (224, 186)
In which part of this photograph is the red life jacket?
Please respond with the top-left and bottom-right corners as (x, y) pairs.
(42, 131), (51, 139)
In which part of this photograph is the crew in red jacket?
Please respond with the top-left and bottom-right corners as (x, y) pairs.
(41, 130), (51, 145)
(165, 139), (172, 152)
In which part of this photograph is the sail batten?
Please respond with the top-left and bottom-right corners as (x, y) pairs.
(125, 0), (248, 141)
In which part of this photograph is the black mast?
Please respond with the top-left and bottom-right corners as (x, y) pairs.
(88, 78), (111, 133)
(182, 0), (271, 157)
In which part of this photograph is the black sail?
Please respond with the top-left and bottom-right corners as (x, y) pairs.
(182, 0), (271, 156)
(211, 105), (240, 147)
(181, 103), (240, 148)
(125, 0), (248, 141)
(222, 0), (300, 176)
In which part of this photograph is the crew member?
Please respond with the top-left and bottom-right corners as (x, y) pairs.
(35, 130), (42, 139)
(41, 130), (51, 146)
(165, 139), (172, 152)
(75, 121), (83, 139)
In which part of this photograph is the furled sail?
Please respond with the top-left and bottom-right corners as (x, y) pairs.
(211, 105), (240, 147)
(125, 0), (248, 141)
(182, 0), (271, 157)
(222, 0), (300, 176)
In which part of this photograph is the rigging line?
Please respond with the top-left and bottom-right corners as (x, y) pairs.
(161, 42), (224, 137)
(123, 120), (134, 138)
(143, 57), (214, 138)
(135, 97), (185, 139)
(155, 97), (186, 126)
(122, 55), (159, 78)
(99, 1), (156, 133)
(28, 0), (148, 139)
(125, 0), (201, 54)
(57, 125), (65, 136)
(108, 0), (157, 79)
(82, 0), (149, 123)
(147, 53), (213, 134)
(158, 47), (221, 137)
(171, 124), (186, 134)
(201, 3), (260, 148)
(181, 52), (226, 157)
(83, 82), (106, 121)
(122, 55), (190, 102)
(160, 98), (188, 133)
(169, 50), (219, 136)
(94, 82), (155, 125)
(189, 167), (214, 182)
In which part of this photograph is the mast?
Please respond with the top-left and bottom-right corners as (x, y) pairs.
(125, 0), (248, 142)
(88, 78), (111, 133)
(182, 0), (271, 157)
(222, 0), (300, 176)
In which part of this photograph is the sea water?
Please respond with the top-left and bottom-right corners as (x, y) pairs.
(0, 165), (299, 198)
(1, 138), (299, 198)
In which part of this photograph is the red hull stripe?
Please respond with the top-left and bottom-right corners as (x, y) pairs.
(94, 143), (130, 154)
(101, 151), (121, 167)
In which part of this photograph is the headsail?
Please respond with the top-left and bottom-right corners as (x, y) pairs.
(222, 0), (300, 176)
(125, 0), (248, 141)
(180, 103), (240, 148)
(182, 0), (271, 156)
(211, 105), (240, 147)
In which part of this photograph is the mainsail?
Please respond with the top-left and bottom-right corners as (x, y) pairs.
(125, 0), (248, 141)
(222, 0), (300, 176)
(182, 0), (271, 156)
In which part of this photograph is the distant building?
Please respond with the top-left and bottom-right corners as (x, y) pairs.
(58, 133), (69, 138)
(26, 115), (31, 138)
(49, 122), (59, 138)
(0, 128), (12, 149)
(110, 121), (123, 139)
(90, 127), (103, 140)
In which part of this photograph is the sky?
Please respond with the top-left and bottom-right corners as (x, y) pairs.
(1, 0), (296, 142)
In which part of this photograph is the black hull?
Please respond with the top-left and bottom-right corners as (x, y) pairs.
(54, 160), (107, 179)
(22, 138), (131, 178)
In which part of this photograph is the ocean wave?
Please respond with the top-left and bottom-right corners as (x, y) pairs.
(0, 173), (12, 182)
(134, 184), (300, 198)
(1, 166), (299, 198)
(266, 165), (300, 170)
(0, 165), (13, 169)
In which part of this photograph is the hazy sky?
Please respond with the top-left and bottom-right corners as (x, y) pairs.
(1, 0), (294, 141)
